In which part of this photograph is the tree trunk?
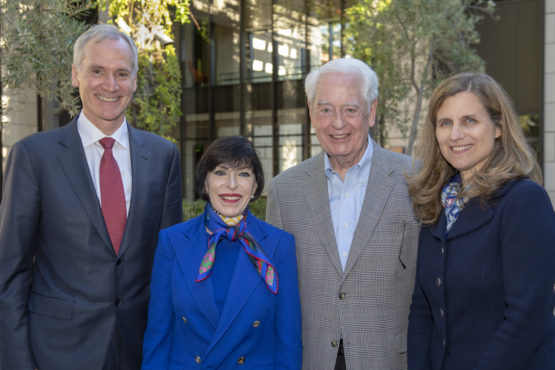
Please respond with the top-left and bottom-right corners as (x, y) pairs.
(407, 43), (434, 156)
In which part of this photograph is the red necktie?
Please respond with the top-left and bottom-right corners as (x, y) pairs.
(99, 137), (127, 255)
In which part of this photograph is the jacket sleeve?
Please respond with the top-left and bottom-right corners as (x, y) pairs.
(407, 230), (433, 370)
(142, 230), (176, 369)
(0, 142), (40, 369)
(159, 144), (183, 229)
(475, 181), (555, 369)
(274, 232), (302, 370)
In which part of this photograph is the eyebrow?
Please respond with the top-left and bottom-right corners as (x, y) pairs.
(462, 114), (478, 120)
(316, 101), (362, 108)
(87, 64), (132, 73)
(87, 64), (105, 71)
(217, 165), (251, 171)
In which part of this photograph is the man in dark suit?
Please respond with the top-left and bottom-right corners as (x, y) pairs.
(0, 24), (182, 370)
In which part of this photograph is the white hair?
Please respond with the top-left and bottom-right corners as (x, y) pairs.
(305, 57), (379, 110)
(73, 24), (138, 75)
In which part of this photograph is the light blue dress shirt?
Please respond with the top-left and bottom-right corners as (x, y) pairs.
(325, 137), (373, 270)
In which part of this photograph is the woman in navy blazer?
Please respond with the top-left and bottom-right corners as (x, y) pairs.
(407, 73), (555, 370)
(142, 136), (302, 369)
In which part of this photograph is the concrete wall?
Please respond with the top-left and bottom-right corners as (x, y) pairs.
(1, 87), (38, 173)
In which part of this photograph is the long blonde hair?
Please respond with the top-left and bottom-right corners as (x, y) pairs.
(407, 73), (541, 225)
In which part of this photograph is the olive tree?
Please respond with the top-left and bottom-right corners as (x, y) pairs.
(345, 0), (495, 154)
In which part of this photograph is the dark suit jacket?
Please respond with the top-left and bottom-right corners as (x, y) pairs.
(142, 212), (302, 369)
(408, 179), (555, 370)
(0, 118), (182, 370)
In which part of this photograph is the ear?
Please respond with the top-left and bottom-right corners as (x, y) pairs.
(251, 182), (258, 199)
(131, 74), (137, 93)
(368, 99), (378, 128)
(71, 65), (80, 88)
(308, 102), (317, 129)
(495, 123), (502, 139)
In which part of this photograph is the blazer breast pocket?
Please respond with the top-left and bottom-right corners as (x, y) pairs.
(28, 292), (74, 320)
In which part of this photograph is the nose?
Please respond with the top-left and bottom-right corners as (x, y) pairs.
(227, 174), (238, 189)
(103, 74), (119, 92)
(449, 123), (464, 141)
(331, 110), (347, 130)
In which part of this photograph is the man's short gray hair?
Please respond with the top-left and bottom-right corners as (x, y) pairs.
(305, 58), (379, 111)
(73, 24), (138, 75)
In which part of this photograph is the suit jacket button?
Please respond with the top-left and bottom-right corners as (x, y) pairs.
(181, 316), (188, 324)
(237, 356), (245, 365)
(115, 299), (123, 306)
(116, 258), (123, 265)
(436, 277), (442, 287)
(339, 292), (346, 300)
(195, 356), (201, 364)
(252, 320), (260, 327)
(331, 339), (339, 347)
(439, 308), (444, 318)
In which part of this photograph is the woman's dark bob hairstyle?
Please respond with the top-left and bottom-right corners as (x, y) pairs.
(195, 135), (265, 202)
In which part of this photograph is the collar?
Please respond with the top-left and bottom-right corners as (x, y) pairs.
(76, 112), (130, 150)
(325, 135), (373, 179)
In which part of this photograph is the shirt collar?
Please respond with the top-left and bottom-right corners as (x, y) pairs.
(76, 112), (130, 150)
(325, 135), (373, 179)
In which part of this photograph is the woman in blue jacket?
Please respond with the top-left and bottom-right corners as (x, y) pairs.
(407, 73), (555, 370)
(142, 136), (302, 369)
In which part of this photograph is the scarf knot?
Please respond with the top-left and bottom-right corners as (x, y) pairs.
(196, 203), (278, 294)
(441, 174), (466, 233)
(224, 223), (246, 242)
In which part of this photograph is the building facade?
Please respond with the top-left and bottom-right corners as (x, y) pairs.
(1, 0), (554, 204)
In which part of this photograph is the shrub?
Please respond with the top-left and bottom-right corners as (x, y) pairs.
(182, 197), (267, 222)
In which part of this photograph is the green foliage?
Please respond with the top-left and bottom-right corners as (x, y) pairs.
(0, 0), (94, 116)
(182, 198), (268, 222)
(131, 45), (182, 140)
(96, 0), (190, 139)
(248, 197), (267, 221)
(182, 198), (207, 221)
(345, 0), (495, 153)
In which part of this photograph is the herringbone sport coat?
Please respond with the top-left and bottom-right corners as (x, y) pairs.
(266, 140), (420, 370)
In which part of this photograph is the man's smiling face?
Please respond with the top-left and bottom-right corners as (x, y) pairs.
(309, 72), (376, 172)
(71, 37), (137, 134)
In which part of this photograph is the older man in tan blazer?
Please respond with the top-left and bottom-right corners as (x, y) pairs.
(266, 58), (419, 370)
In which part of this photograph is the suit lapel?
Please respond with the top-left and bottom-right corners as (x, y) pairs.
(175, 216), (220, 328)
(444, 199), (494, 240)
(56, 119), (112, 250)
(205, 216), (271, 356)
(118, 125), (152, 256)
(302, 154), (343, 274)
(343, 144), (396, 276)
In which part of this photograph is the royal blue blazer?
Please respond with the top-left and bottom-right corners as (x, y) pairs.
(408, 179), (555, 370)
(142, 212), (302, 369)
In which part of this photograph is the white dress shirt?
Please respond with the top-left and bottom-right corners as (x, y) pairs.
(76, 113), (132, 214)
(325, 136), (373, 270)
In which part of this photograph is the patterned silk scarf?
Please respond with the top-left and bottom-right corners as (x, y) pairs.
(196, 203), (278, 294)
(441, 174), (466, 233)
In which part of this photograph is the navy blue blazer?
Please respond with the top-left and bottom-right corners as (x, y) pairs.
(142, 212), (302, 369)
(0, 119), (182, 370)
(408, 179), (555, 370)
